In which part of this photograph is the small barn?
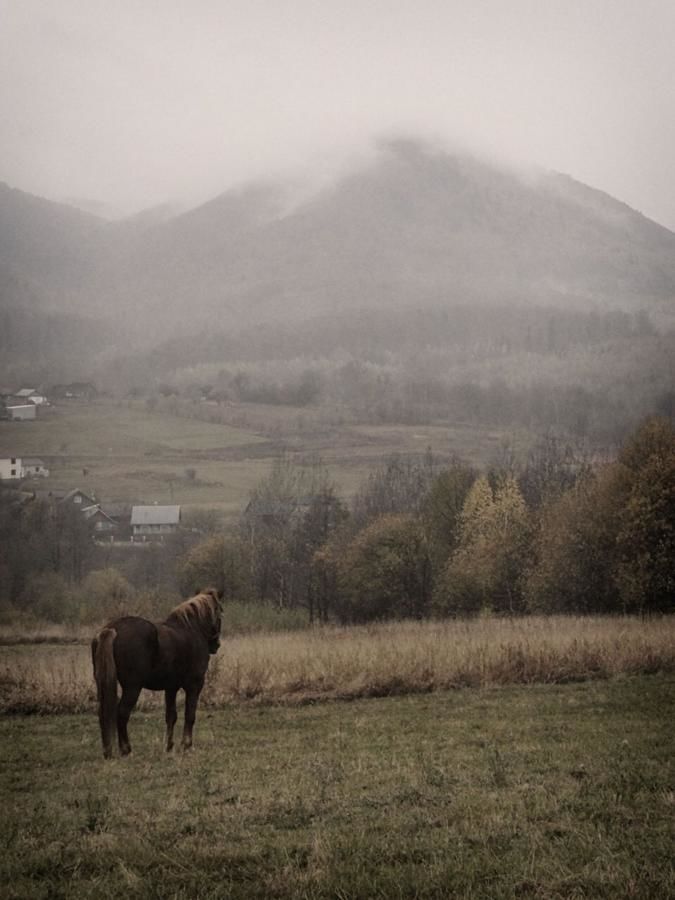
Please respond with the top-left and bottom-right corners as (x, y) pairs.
(7, 405), (36, 421)
(131, 505), (181, 541)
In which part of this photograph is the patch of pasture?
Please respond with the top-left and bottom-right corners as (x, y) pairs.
(41, 456), (273, 512)
(1, 676), (673, 897)
(0, 402), (263, 457)
(1, 400), (526, 513)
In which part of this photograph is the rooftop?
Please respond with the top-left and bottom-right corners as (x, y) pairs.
(131, 505), (181, 526)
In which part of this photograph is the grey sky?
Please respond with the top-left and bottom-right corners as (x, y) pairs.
(2, 0), (675, 228)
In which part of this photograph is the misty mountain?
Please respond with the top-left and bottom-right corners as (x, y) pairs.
(2, 139), (675, 349)
(0, 182), (107, 304)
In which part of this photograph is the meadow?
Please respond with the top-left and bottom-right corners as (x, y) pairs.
(1, 615), (674, 896)
(1, 674), (673, 898)
(0, 399), (521, 515)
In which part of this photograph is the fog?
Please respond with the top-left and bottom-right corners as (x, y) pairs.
(2, 0), (675, 228)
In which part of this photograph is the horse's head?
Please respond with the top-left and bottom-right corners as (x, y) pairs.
(203, 587), (224, 654)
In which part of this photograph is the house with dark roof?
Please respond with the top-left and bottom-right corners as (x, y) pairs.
(61, 488), (97, 508)
(32, 488), (69, 503)
(50, 382), (97, 401)
(81, 504), (119, 538)
(130, 505), (181, 541)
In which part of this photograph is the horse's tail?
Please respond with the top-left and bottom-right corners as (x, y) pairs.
(92, 627), (118, 759)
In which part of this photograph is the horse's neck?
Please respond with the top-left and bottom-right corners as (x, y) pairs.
(164, 613), (208, 638)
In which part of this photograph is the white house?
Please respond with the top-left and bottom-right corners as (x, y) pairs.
(22, 458), (50, 478)
(0, 457), (50, 480)
(131, 505), (181, 541)
(0, 457), (22, 480)
(14, 388), (48, 406)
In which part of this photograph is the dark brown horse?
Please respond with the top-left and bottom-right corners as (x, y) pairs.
(91, 588), (223, 759)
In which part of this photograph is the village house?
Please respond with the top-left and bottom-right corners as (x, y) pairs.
(81, 503), (119, 538)
(32, 488), (69, 503)
(50, 382), (97, 402)
(131, 505), (181, 541)
(0, 457), (22, 480)
(14, 388), (49, 406)
(29, 488), (97, 516)
(21, 458), (50, 478)
(61, 488), (97, 508)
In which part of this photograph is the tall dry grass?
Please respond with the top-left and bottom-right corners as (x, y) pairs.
(1, 615), (674, 714)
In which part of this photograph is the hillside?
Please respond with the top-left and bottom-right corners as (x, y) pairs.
(1, 140), (674, 340)
(99, 139), (675, 333)
(1, 139), (674, 433)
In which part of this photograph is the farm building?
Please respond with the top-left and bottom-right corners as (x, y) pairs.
(61, 488), (97, 508)
(81, 504), (119, 537)
(131, 505), (181, 540)
(6, 404), (36, 421)
(0, 457), (22, 480)
(14, 388), (48, 406)
(32, 488), (69, 503)
(21, 458), (50, 478)
(0, 457), (50, 480)
(50, 382), (97, 401)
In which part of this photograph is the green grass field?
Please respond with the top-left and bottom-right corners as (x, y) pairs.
(2, 675), (673, 898)
(0, 400), (525, 514)
(0, 402), (270, 513)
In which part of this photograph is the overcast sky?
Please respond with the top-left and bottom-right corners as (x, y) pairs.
(2, 0), (675, 228)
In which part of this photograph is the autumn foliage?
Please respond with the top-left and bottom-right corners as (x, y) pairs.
(177, 417), (674, 622)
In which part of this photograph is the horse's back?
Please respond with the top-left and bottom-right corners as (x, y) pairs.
(106, 616), (159, 686)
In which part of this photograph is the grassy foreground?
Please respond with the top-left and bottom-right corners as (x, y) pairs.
(1, 675), (673, 898)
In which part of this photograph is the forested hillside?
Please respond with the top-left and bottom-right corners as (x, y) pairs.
(1, 139), (673, 438)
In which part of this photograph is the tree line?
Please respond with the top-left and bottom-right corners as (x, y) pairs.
(96, 304), (672, 444)
(180, 416), (674, 621)
(0, 417), (672, 625)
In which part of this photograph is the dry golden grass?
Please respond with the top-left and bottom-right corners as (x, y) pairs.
(0, 621), (95, 645)
(1, 615), (674, 714)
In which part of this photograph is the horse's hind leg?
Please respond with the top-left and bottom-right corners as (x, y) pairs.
(165, 688), (178, 752)
(117, 684), (141, 756)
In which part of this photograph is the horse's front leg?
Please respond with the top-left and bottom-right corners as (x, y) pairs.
(165, 687), (178, 752)
(117, 684), (141, 756)
(181, 677), (204, 751)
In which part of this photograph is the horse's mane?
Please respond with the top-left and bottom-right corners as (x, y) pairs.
(166, 589), (220, 630)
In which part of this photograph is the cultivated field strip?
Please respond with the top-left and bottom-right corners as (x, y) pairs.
(1, 615), (674, 714)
